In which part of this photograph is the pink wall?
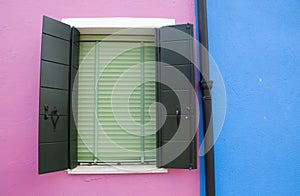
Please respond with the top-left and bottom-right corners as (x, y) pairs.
(0, 0), (199, 195)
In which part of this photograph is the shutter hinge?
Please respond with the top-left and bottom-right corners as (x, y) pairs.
(186, 23), (191, 30)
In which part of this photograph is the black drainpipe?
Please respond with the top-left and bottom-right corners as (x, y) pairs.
(197, 0), (216, 196)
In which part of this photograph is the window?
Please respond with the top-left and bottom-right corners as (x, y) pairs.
(77, 34), (156, 165)
(38, 16), (197, 174)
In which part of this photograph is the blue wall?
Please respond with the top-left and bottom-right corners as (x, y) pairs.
(206, 0), (300, 195)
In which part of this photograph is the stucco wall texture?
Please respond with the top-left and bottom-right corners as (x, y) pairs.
(0, 0), (199, 195)
(207, 0), (300, 195)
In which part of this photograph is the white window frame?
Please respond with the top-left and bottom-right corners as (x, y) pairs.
(63, 17), (175, 174)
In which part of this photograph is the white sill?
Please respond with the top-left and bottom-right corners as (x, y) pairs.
(68, 165), (168, 174)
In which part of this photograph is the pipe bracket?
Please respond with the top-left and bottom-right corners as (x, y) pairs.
(200, 80), (213, 90)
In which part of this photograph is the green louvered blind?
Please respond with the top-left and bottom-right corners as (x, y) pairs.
(77, 35), (156, 164)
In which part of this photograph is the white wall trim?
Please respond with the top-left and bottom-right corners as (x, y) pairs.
(68, 165), (168, 174)
(62, 17), (175, 28)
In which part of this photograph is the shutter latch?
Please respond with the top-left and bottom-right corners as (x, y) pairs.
(50, 106), (60, 129)
(43, 104), (60, 129)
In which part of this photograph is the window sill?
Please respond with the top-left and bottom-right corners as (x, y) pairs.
(68, 165), (168, 174)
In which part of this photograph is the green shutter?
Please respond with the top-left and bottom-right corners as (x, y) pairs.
(77, 36), (156, 164)
(39, 16), (71, 174)
(69, 27), (80, 169)
(156, 24), (197, 169)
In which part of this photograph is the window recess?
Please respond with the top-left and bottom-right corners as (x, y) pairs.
(38, 16), (197, 174)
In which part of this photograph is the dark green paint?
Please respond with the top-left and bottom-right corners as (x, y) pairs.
(42, 16), (71, 41)
(39, 16), (72, 174)
(39, 88), (69, 116)
(39, 142), (68, 174)
(160, 141), (196, 169)
(41, 34), (70, 65)
(39, 115), (68, 143)
(157, 24), (197, 169)
(40, 61), (69, 90)
(69, 27), (80, 169)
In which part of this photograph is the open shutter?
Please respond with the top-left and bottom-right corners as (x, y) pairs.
(69, 27), (80, 169)
(39, 16), (72, 174)
(156, 24), (197, 169)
